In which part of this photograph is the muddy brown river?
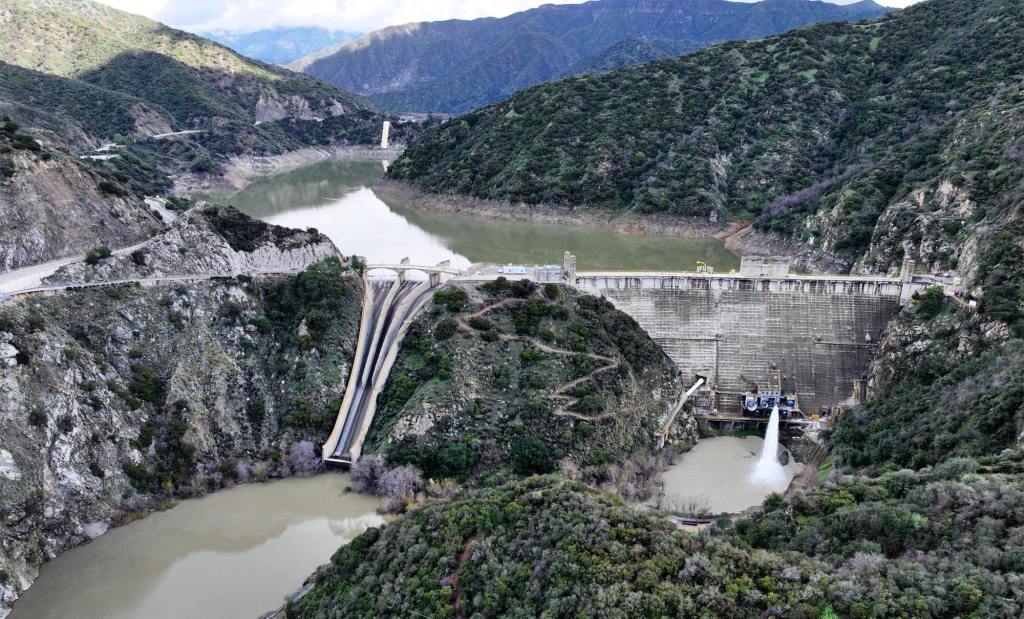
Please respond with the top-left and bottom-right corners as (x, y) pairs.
(11, 474), (380, 619)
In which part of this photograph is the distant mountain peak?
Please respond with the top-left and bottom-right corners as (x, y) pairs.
(292, 0), (891, 114)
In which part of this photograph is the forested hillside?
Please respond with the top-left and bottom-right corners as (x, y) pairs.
(0, 0), (400, 164)
(293, 460), (1024, 617)
(390, 0), (1023, 266)
(563, 37), (699, 76)
(293, 0), (888, 114)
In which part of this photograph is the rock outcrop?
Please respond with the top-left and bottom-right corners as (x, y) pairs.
(45, 205), (339, 285)
(0, 150), (162, 272)
(0, 212), (362, 617)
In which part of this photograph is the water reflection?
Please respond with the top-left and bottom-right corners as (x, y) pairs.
(11, 474), (381, 619)
(195, 159), (740, 272)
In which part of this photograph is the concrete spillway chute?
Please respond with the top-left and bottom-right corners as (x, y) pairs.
(323, 261), (454, 464)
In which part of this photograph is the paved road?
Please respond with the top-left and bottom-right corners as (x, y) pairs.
(149, 129), (205, 140)
(1, 269), (303, 304)
(0, 241), (151, 295)
(0, 195), (182, 295)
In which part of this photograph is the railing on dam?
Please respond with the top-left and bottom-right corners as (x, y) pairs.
(323, 264), (450, 464)
(573, 271), (938, 302)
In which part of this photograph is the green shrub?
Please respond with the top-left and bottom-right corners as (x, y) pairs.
(433, 289), (468, 312)
(97, 180), (126, 196)
(84, 246), (113, 265)
(129, 365), (162, 404)
(434, 317), (457, 340)
(468, 316), (493, 331)
(510, 436), (553, 475)
(911, 286), (945, 320)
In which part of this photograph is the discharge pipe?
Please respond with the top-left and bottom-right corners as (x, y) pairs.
(657, 375), (706, 448)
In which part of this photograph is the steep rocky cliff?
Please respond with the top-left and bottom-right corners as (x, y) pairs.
(46, 205), (338, 285)
(0, 125), (162, 271)
(0, 215), (362, 615)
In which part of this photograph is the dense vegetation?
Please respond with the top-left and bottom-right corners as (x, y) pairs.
(295, 0), (888, 114)
(257, 258), (363, 434)
(0, 0), (413, 177)
(292, 453), (1024, 617)
(390, 0), (1023, 263)
(563, 37), (699, 76)
(364, 279), (684, 486)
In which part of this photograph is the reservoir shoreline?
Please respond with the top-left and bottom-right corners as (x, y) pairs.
(375, 180), (852, 273)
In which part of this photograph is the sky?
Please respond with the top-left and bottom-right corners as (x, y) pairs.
(98, 0), (923, 35)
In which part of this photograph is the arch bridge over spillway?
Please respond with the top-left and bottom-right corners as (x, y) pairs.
(322, 260), (457, 464)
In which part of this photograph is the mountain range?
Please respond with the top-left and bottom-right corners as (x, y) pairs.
(389, 0), (1022, 269)
(203, 27), (361, 65)
(0, 0), (382, 151)
(0, 0), (402, 271)
(291, 0), (891, 114)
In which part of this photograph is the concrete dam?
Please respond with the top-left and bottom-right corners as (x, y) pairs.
(322, 254), (956, 462)
(572, 256), (952, 416)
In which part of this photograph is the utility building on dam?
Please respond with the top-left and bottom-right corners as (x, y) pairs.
(573, 255), (950, 416)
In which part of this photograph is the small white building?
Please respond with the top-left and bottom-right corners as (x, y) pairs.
(501, 264), (528, 276)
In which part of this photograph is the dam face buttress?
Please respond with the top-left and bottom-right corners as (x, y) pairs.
(577, 278), (900, 413)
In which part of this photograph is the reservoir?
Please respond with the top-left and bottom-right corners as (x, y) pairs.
(195, 158), (740, 272)
(10, 474), (380, 619)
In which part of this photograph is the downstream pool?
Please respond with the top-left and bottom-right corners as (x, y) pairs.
(195, 158), (740, 272)
(656, 437), (803, 515)
(11, 474), (380, 619)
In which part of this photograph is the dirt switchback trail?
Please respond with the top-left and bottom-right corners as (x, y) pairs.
(455, 296), (620, 419)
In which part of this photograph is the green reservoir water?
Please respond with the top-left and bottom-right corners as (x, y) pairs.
(195, 159), (739, 272)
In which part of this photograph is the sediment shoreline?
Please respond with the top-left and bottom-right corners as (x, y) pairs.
(175, 144), (405, 195)
(375, 180), (852, 273)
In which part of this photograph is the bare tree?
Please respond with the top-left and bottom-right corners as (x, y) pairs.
(350, 454), (386, 494)
(664, 494), (711, 519)
(378, 465), (422, 498)
(288, 441), (323, 476)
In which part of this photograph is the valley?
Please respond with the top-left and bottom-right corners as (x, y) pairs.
(1, 0), (1023, 617)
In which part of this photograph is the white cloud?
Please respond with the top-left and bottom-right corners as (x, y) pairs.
(97, 0), (587, 33)
(96, 0), (922, 34)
